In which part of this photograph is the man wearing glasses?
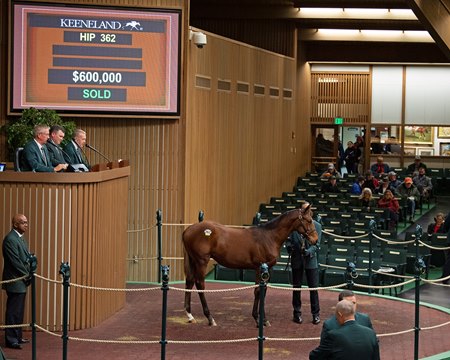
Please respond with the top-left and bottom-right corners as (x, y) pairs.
(22, 125), (67, 172)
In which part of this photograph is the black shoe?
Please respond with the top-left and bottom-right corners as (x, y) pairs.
(7, 342), (22, 350)
(19, 338), (30, 344)
(293, 316), (303, 324)
(312, 316), (321, 325)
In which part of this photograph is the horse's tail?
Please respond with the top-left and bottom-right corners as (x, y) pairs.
(182, 233), (194, 284)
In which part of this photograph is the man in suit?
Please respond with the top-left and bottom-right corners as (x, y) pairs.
(2, 214), (31, 350)
(46, 125), (69, 171)
(310, 300), (380, 360)
(320, 290), (374, 343)
(63, 128), (90, 170)
(21, 125), (67, 172)
(286, 220), (322, 325)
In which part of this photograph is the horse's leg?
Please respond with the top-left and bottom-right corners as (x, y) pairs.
(252, 271), (271, 327)
(184, 276), (196, 323)
(195, 278), (217, 326)
(252, 286), (260, 326)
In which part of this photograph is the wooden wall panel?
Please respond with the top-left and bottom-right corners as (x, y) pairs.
(185, 30), (299, 228)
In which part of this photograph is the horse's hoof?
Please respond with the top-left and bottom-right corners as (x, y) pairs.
(264, 320), (271, 327)
(209, 319), (217, 326)
(186, 312), (196, 323)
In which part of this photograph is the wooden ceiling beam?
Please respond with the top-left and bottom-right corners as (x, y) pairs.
(406, 0), (450, 59)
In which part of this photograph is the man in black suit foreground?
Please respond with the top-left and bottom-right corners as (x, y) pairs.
(309, 299), (380, 360)
(320, 289), (374, 341)
(2, 214), (31, 350)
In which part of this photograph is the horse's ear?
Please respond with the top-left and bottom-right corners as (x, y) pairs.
(304, 203), (311, 212)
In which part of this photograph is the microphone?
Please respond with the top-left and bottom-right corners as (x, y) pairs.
(86, 144), (111, 163)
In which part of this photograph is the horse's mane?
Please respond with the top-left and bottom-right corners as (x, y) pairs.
(257, 209), (298, 230)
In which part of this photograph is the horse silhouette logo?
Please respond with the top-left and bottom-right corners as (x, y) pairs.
(124, 21), (141, 30)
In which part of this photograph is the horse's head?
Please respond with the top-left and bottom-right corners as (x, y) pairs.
(296, 203), (318, 244)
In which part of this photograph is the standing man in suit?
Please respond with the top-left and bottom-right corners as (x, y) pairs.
(310, 300), (380, 360)
(320, 290), (374, 344)
(2, 214), (31, 350)
(63, 128), (90, 170)
(21, 125), (67, 172)
(287, 220), (321, 325)
(46, 125), (69, 171)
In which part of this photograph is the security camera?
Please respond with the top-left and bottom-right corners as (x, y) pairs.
(192, 31), (207, 48)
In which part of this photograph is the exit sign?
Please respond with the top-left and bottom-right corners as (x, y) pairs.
(334, 117), (343, 125)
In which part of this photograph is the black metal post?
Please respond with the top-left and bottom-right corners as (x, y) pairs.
(198, 210), (204, 222)
(59, 262), (71, 360)
(258, 263), (269, 360)
(368, 220), (377, 294)
(160, 265), (170, 360)
(156, 209), (162, 284)
(254, 212), (261, 225)
(27, 254), (38, 360)
(413, 225), (425, 360)
(346, 261), (357, 290)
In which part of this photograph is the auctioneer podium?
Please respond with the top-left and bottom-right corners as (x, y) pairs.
(0, 163), (130, 330)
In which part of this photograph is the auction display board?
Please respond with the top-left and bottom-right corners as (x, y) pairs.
(10, 2), (181, 116)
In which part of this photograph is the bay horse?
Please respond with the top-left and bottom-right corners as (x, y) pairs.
(182, 203), (318, 326)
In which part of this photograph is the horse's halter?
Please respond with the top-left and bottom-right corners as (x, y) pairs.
(297, 207), (316, 239)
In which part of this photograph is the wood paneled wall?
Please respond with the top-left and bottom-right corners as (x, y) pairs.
(185, 31), (301, 227)
(310, 72), (371, 124)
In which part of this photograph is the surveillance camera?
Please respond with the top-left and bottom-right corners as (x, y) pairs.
(192, 32), (207, 48)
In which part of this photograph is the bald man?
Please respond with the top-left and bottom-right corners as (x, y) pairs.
(309, 300), (379, 360)
(2, 214), (31, 350)
(320, 290), (374, 343)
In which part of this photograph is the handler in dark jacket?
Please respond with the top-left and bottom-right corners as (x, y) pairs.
(310, 299), (380, 360)
(2, 214), (31, 350)
(320, 290), (374, 343)
(286, 220), (321, 325)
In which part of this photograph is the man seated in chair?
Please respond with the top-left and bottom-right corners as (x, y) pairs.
(413, 166), (432, 203)
(63, 128), (90, 170)
(21, 125), (67, 172)
(395, 177), (420, 223)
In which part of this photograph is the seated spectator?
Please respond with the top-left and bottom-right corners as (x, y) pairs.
(370, 135), (384, 154)
(427, 212), (446, 235)
(387, 171), (401, 192)
(407, 155), (427, 176)
(362, 171), (379, 192)
(321, 176), (340, 194)
(350, 175), (365, 195)
(370, 156), (390, 177)
(395, 177), (420, 223)
(374, 176), (390, 195)
(359, 188), (376, 212)
(385, 136), (401, 154)
(321, 163), (342, 179)
(413, 166), (432, 201)
(377, 190), (399, 230)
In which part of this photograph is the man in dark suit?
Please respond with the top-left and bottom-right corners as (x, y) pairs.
(320, 290), (374, 343)
(22, 125), (67, 172)
(2, 214), (31, 350)
(63, 128), (90, 170)
(310, 300), (380, 360)
(287, 220), (321, 325)
(46, 125), (69, 171)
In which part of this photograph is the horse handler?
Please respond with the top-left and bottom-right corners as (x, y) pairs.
(286, 220), (322, 325)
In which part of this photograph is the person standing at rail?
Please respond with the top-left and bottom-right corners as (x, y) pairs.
(286, 220), (322, 325)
